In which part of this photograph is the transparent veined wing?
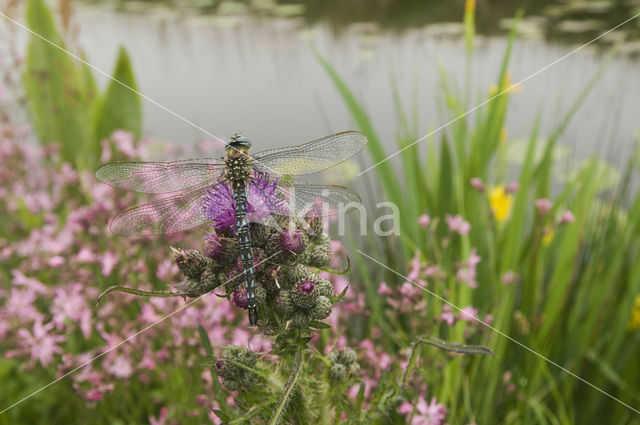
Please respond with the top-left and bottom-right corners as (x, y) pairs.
(251, 131), (367, 176)
(96, 158), (226, 193)
(247, 176), (361, 219)
(110, 183), (215, 235)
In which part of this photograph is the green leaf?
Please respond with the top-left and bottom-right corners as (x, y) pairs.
(419, 335), (495, 356)
(23, 0), (93, 169)
(308, 320), (330, 329)
(93, 46), (142, 147)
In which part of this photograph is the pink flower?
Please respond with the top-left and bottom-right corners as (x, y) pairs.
(149, 407), (169, 425)
(408, 250), (422, 281)
(470, 177), (485, 191)
(398, 401), (414, 414)
(414, 397), (447, 425)
(459, 306), (478, 323)
(48, 255), (65, 267)
(506, 181), (520, 193)
(99, 251), (119, 276)
(501, 270), (518, 285)
(5, 288), (41, 322)
(111, 130), (137, 158)
(440, 305), (456, 325)
(76, 247), (96, 263)
(377, 282), (393, 296)
(51, 283), (92, 338)
(17, 318), (66, 366)
(156, 258), (178, 280)
(400, 396), (448, 425)
(418, 214), (431, 229)
(86, 388), (103, 401)
(11, 270), (48, 294)
(105, 355), (133, 378)
(560, 210), (575, 224)
(445, 215), (470, 235)
(535, 198), (553, 215)
(456, 248), (481, 288)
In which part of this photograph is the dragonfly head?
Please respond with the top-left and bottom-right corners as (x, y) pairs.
(227, 134), (252, 152)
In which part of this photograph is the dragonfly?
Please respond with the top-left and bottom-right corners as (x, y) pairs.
(96, 131), (367, 326)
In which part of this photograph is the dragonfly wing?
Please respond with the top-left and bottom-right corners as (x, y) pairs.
(251, 131), (367, 176)
(247, 177), (361, 219)
(96, 158), (226, 193)
(110, 184), (213, 235)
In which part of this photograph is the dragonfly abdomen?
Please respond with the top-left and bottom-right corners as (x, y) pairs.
(232, 180), (258, 326)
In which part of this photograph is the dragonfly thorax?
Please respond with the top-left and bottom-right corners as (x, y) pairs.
(225, 149), (252, 183)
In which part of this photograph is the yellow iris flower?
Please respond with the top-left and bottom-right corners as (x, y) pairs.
(629, 295), (640, 331)
(489, 185), (513, 222)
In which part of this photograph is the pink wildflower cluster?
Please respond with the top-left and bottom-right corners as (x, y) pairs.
(0, 129), (272, 417)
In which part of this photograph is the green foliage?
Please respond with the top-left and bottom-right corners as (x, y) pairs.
(22, 0), (142, 170)
(93, 47), (142, 145)
(319, 7), (640, 425)
(23, 0), (93, 168)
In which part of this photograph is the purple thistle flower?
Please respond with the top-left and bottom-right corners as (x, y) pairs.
(280, 229), (304, 253)
(231, 287), (249, 309)
(203, 233), (224, 259)
(202, 172), (286, 233)
(299, 278), (315, 293)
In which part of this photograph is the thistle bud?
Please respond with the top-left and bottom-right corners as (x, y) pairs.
(200, 266), (222, 293)
(282, 264), (309, 289)
(173, 247), (210, 279)
(292, 278), (318, 309)
(315, 278), (334, 298)
(249, 223), (271, 248)
(290, 310), (310, 329)
(255, 283), (267, 306)
(310, 296), (332, 320)
(215, 347), (258, 391)
(305, 244), (331, 268)
(177, 278), (202, 297)
(329, 363), (347, 380)
(335, 347), (357, 366)
(280, 229), (307, 254)
(276, 290), (295, 315)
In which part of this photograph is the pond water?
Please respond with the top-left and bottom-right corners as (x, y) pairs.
(9, 2), (640, 169)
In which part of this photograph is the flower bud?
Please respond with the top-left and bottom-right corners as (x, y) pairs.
(282, 264), (309, 289)
(177, 278), (202, 297)
(305, 245), (331, 268)
(292, 278), (318, 309)
(329, 363), (347, 380)
(255, 283), (267, 306)
(276, 290), (295, 315)
(200, 266), (222, 293)
(216, 347), (258, 391)
(173, 248), (211, 279)
(335, 347), (357, 365)
(249, 223), (271, 248)
(289, 310), (310, 329)
(280, 229), (307, 254)
(310, 296), (332, 320)
(315, 279), (334, 298)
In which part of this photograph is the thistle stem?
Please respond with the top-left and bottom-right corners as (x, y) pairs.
(267, 347), (304, 425)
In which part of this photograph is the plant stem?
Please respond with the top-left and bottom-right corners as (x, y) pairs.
(267, 347), (305, 425)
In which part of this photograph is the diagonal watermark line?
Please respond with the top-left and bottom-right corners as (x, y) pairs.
(357, 11), (640, 177)
(357, 249), (640, 415)
(0, 250), (282, 415)
(0, 10), (228, 146)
